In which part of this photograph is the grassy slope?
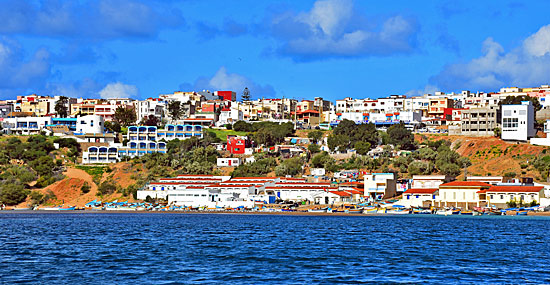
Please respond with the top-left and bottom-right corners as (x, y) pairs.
(207, 128), (248, 142)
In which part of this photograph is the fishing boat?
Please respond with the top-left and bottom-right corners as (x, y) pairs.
(308, 208), (327, 213)
(347, 208), (363, 214)
(460, 210), (473, 215)
(363, 208), (377, 214)
(39, 206), (75, 211)
(452, 209), (461, 215)
(516, 211), (528, 216)
(377, 208), (387, 214)
(387, 208), (410, 215)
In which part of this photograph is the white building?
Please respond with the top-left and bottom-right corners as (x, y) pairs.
(217, 107), (244, 126)
(76, 115), (104, 134)
(400, 188), (438, 208)
(217, 158), (241, 167)
(501, 101), (535, 141)
(364, 173), (396, 200)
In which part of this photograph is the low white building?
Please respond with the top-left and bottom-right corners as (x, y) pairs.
(217, 158), (241, 167)
(501, 101), (535, 141)
(310, 168), (326, 176)
(400, 188), (438, 208)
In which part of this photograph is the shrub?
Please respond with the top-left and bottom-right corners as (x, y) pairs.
(81, 182), (91, 194)
(97, 181), (117, 196)
(308, 144), (321, 154)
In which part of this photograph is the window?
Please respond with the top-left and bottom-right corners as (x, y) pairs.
(490, 195), (494, 199)
(503, 118), (519, 129)
(500, 195), (504, 199)
(416, 195), (419, 198)
(519, 110), (526, 115)
(406, 195), (410, 200)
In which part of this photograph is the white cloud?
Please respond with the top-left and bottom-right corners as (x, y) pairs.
(99, 82), (138, 99)
(431, 24), (550, 91)
(180, 67), (276, 99)
(405, 84), (440, 97)
(269, 0), (418, 60)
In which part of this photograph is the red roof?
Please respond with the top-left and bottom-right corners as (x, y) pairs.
(440, 181), (492, 187)
(479, 186), (544, 193)
(329, 191), (352, 197)
(205, 184), (252, 188)
(405, 188), (438, 194)
(299, 109), (319, 114)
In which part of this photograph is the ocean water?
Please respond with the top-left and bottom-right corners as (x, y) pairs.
(0, 213), (549, 284)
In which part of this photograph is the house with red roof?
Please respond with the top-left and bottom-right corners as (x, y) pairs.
(477, 185), (545, 208)
(401, 188), (439, 208)
(436, 181), (492, 209)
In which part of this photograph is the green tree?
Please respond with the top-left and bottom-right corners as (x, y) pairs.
(113, 106), (137, 127)
(408, 161), (434, 175)
(307, 130), (324, 144)
(254, 128), (277, 146)
(242, 87), (251, 101)
(387, 122), (416, 150)
(140, 115), (160, 127)
(0, 183), (29, 205)
(233, 121), (254, 132)
(54, 96), (69, 118)
(414, 147), (437, 161)
(30, 156), (55, 177)
(275, 157), (303, 177)
(167, 101), (185, 123)
(329, 120), (378, 152)
(104, 121), (122, 133)
(354, 141), (371, 155)
(308, 144), (321, 154)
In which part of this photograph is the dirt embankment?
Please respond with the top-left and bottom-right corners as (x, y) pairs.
(417, 134), (548, 178)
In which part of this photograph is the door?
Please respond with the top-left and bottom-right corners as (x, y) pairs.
(325, 197), (329, 204)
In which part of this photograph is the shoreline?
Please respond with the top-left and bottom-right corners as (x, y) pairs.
(2, 210), (550, 217)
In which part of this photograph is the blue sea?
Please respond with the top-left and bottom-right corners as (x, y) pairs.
(1, 213), (549, 284)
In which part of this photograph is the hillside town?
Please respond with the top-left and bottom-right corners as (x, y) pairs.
(2, 85), (550, 214)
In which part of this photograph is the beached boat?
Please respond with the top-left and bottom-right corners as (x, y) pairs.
(363, 208), (378, 214)
(516, 211), (528, 216)
(387, 209), (410, 215)
(308, 208), (327, 213)
(347, 208), (363, 214)
(377, 208), (387, 214)
(12, 207), (33, 211)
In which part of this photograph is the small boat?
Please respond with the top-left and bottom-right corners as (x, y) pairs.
(387, 209), (410, 215)
(308, 208), (326, 213)
(452, 210), (461, 215)
(363, 208), (377, 214)
(347, 208), (363, 214)
(377, 208), (387, 214)
(516, 211), (528, 216)
(460, 210), (473, 215)
(58, 206), (75, 211)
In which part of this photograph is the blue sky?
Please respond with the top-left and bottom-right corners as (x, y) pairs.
(1, 0), (550, 101)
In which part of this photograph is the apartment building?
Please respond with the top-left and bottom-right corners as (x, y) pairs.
(428, 97), (453, 117)
(460, 106), (499, 137)
(364, 173), (397, 200)
(501, 101), (535, 141)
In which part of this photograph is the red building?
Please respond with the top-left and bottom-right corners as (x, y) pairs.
(227, 135), (249, 154)
(216, 91), (236, 101)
